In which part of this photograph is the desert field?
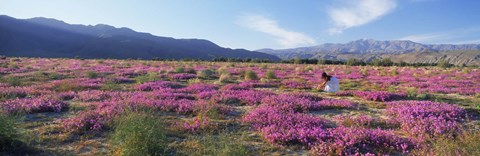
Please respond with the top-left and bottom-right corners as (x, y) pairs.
(1, 57), (479, 155)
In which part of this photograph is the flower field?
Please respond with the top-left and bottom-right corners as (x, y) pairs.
(1, 57), (479, 155)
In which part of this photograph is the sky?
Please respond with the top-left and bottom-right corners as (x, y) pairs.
(1, 0), (480, 50)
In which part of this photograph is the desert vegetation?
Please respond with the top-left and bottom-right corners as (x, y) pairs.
(0, 57), (479, 155)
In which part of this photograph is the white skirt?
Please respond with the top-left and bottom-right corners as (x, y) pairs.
(324, 77), (339, 92)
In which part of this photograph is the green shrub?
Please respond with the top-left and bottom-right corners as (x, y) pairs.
(52, 81), (85, 92)
(197, 69), (215, 79)
(0, 114), (30, 154)
(217, 73), (232, 84)
(406, 87), (418, 98)
(110, 111), (169, 156)
(47, 72), (63, 80)
(244, 70), (258, 81)
(175, 67), (185, 73)
(264, 71), (277, 79)
(135, 72), (159, 84)
(101, 82), (124, 91)
(86, 71), (99, 79)
(0, 114), (17, 152)
(0, 76), (22, 86)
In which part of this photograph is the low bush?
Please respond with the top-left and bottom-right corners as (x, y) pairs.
(175, 67), (185, 73)
(264, 71), (277, 79)
(86, 71), (99, 79)
(0, 76), (22, 86)
(101, 81), (124, 91)
(0, 113), (32, 154)
(110, 111), (169, 156)
(217, 73), (232, 84)
(197, 69), (215, 79)
(0, 113), (17, 152)
(134, 72), (159, 84)
(244, 70), (258, 81)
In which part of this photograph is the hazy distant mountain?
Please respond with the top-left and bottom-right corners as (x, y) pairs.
(0, 15), (280, 61)
(258, 39), (480, 65)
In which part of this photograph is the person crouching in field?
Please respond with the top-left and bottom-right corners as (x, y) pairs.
(318, 72), (339, 93)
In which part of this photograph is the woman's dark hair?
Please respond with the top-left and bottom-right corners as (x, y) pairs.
(321, 72), (331, 81)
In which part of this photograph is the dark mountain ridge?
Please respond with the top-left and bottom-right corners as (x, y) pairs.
(0, 15), (280, 61)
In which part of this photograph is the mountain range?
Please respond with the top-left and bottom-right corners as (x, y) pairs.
(1, 15), (479, 66)
(0, 15), (280, 61)
(258, 39), (480, 65)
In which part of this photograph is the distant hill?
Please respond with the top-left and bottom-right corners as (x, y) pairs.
(258, 39), (480, 66)
(0, 15), (280, 61)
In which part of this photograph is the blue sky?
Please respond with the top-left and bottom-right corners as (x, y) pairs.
(1, 0), (479, 50)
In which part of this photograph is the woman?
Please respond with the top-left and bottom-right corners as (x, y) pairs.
(318, 72), (339, 93)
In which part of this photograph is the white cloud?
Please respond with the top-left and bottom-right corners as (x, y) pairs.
(238, 14), (316, 48)
(327, 0), (397, 34)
